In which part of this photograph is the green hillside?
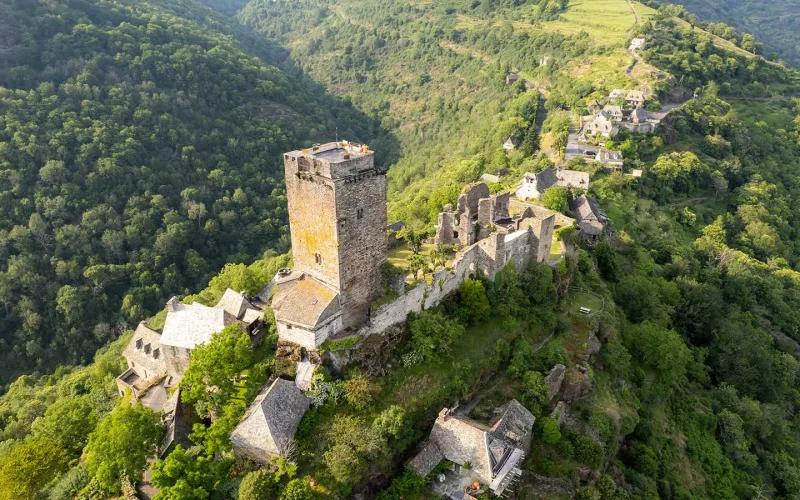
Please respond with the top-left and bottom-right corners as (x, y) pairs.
(673, 0), (800, 67)
(1, 0), (800, 499)
(0, 0), (391, 386)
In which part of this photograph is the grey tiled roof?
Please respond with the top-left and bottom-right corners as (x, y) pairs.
(534, 167), (558, 191)
(122, 323), (167, 376)
(230, 378), (310, 460)
(160, 302), (234, 350)
(569, 195), (605, 235)
(272, 274), (341, 329)
(215, 288), (256, 320)
(556, 169), (590, 189)
(407, 440), (444, 477)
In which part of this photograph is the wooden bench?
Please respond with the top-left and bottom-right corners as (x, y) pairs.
(579, 307), (591, 315)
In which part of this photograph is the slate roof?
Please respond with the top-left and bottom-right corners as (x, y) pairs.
(524, 167), (557, 191)
(631, 107), (648, 122)
(569, 194), (605, 236)
(122, 322), (167, 375)
(596, 148), (623, 164)
(160, 302), (234, 350)
(272, 273), (341, 330)
(215, 288), (259, 322)
(503, 136), (520, 150)
(230, 378), (310, 459)
(604, 105), (623, 118)
(407, 440), (444, 477)
(556, 169), (590, 190)
(160, 389), (192, 456)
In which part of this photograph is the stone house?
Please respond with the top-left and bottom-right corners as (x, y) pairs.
(595, 147), (624, 171)
(517, 168), (558, 200)
(230, 378), (310, 463)
(118, 289), (263, 384)
(503, 136), (520, 151)
(584, 112), (618, 138)
(408, 401), (535, 496)
(556, 168), (590, 190)
(587, 99), (603, 114)
(116, 322), (167, 398)
(569, 194), (607, 242)
(626, 90), (646, 108)
(604, 105), (624, 120)
(506, 72), (520, 85)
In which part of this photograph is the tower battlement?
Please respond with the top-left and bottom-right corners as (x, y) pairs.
(283, 142), (375, 180)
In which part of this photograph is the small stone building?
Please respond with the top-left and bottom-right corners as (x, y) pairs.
(517, 168), (558, 201)
(503, 136), (520, 151)
(595, 148), (624, 171)
(408, 401), (535, 495)
(629, 37), (646, 51)
(556, 168), (590, 190)
(230, 378), (310, 463)
(116, 322), (167, 398)
(569, 194), (607, 242)
(626, 90), (646, 108)
(584, 112), (618, 138)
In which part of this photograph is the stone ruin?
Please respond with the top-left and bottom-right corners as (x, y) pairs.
(435, 183), (514, 248)
(434, 183), (551, 263)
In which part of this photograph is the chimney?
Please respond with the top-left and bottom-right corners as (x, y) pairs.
(167, 296), (180, 312)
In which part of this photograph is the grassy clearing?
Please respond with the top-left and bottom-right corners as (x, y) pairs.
(567, 289), (604, 316)
(387, 242), (435, 270)
(540, 0), (656, 45)
(565, 48), (640, 94)
(550, 237), (564, 260)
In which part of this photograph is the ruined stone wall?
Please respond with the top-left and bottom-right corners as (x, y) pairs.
(536, 215), (555, 262)
(284, 156), (340, 289)
(457, 183), (490, 216)
(335, 171), (387, 329)
(435, 211), (458, 248)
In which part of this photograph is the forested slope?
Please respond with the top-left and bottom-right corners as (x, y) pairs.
(0, 0), (389, 386)
(670, 0), (800, 67)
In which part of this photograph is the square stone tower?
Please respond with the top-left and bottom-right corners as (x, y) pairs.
(283, 142), (387, 330)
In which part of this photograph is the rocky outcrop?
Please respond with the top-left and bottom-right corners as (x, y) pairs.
(544, 364), (566, 401)
(587, 332), (601, 357)
(560, 369), (592, 403)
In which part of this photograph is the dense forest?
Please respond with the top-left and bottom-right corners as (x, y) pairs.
(1, 0), (800, 499)
(0, 0), (391, 385)
(667, 0), (800, 67)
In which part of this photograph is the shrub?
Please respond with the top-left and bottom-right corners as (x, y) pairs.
(458, 279), (491, 325)
(239, 469), (281, 500)
(540, 417), (562, 444)
(407, 309), (465, 360)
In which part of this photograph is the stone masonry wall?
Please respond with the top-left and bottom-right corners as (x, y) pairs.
(284, 156), (341, 289)
(335, 170), (387, 329)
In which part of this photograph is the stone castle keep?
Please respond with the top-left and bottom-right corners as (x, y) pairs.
(272, 142), (557, 350)
(273, 142), (387, 347)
